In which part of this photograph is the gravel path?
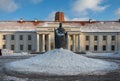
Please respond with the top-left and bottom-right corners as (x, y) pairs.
(0, 55), (120, 81)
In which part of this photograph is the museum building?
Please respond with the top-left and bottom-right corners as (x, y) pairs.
(0, 12), (120, 53)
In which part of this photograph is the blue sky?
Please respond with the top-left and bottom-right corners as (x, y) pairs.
(0, 0), (120, 21)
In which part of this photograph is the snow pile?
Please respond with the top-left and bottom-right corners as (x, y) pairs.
(4, 49), (118, 76)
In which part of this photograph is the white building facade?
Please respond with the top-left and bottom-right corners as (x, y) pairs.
(0, 21), (120, 53)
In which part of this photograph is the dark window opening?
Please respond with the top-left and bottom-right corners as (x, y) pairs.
(86, 45), (89, 51)
(3, 35), (6, 40)
(20, 35), (23, 40)
(11, 35), (14, 40)
(111, 45), (115, 51)
(103, 36), (106, 40)
(28, 35), (32, 40)
(11, 45), (14, 50)
(86, 36), (89, 41)
(28, 45), (32, 50)
(103, 45), (106, 51)
(94, 36), (98, 41)
(20, 45), (23, 50)
(94, 45), (97, 51)
(112, 36), (115, 41)
(3, 45), (6, 49)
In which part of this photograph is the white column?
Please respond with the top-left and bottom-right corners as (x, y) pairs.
(80, 34), (85, 52)
(37, 34), (40, 52)
(15, 34), (19, 52)
(47, 34), (51, 51)
(107, 35), (111, 52)
(41, 34), (45, 52)
(67, 34), (70, 50)
(98, 35), (102, 52)
(72, 35), (76, 52)
(78, 34), (80, 52)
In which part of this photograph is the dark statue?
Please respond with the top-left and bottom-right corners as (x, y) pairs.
(55, 23), (67, 49)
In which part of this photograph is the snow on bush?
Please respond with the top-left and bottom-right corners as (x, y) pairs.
(2, 49), (30, 56)
(2, 49), (14, 56)
(86, 51), (120, 58)
(4, 49), (118, 76)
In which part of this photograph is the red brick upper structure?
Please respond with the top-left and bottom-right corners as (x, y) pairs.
(55, 12), (65, 22)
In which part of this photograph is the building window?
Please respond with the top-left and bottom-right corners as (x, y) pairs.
(86, 36), (89, 41)
(11, 45), (14, 50)
(112, 36), (115, 41)
(103, 36), (106, 40)
(94, 45), (97, 51)
(103, 45), (106, 51)
(20, 45), (23, 50)
(3, 35), (6, 40)
(28, 45), (32, 50)
(111, 45), (115, 51)
(20, 35), (23, 40)
(86, 45), (89, 51)
(94, 36), (98, 41)
(28, 35), (31, 40)
(3, 45), (6, 49)
(11, 35), (15, 40)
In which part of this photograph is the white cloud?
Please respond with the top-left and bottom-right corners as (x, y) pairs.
(30, 0), (43, 4)
(72, 0), (108, 15)
(45, 11), (56, 21)
(115, 8), (120, 16)
(45, 11), (89, 21)
(0, 0), (18, 12)
(65, 16), (89, 21)
(0, 0), (43, 13)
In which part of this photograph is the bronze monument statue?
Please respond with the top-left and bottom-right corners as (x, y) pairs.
(55, 23), (67, 49)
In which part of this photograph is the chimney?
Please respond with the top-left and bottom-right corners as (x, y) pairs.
(89, 19), (92, 23)
(34, 18), (38, 22)
(19, 18), (24, 23)
(55, 12), (65, 22)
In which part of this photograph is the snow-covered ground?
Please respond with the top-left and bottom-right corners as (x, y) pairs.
(4, 48), (118, 76)
(2, 49), (120, 58)
(86, 51), (120, 58)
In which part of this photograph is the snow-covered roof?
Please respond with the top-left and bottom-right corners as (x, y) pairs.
(80, 22), (120, 32)
(0, 21), (40, 32)
(0, 21), (120, 32)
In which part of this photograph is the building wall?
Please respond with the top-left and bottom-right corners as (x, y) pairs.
(117, 32), (120, 51)
(79, 32), (118, 53)
(0, 32), (37, 53)
(0, 27), (120, 53)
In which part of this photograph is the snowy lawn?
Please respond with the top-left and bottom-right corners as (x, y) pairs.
(4, 49), (118, 76)
(86, 51), (120, 58)
(1, 49), (31, 56)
